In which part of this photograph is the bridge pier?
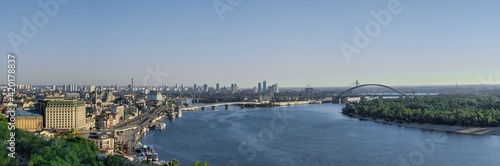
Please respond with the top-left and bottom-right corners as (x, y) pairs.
(224, 105), (229, 110)
(211, 106), (216, 110)
(201, 107), (205, 111)
(341, 97), (348, 104)
(240, 105), (244, 109)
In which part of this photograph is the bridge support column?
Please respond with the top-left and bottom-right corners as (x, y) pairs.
(224, 105), (229, 110)
(212, 106), (216, 110)
(201, 107), (205, 111)
(240, 105), (244, 109)
(341, 97), (348, 104)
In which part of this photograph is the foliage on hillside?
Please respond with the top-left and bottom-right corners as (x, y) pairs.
(0, 118), (132, 166)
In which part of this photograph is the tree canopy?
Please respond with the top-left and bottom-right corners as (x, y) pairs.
(342, 96), (500, 127)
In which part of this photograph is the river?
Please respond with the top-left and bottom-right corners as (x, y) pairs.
(140, 104), (500, 166)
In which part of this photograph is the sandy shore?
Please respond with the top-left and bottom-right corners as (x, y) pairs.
(344, 113), (500, 136)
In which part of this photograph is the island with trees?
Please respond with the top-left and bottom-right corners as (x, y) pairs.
(342, 95), (500, 133)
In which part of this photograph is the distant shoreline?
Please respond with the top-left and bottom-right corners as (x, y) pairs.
(343, 113), (500, 136)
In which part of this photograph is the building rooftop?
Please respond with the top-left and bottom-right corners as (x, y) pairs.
(88, 132), (114, 139)
(15, 110), (43, 117)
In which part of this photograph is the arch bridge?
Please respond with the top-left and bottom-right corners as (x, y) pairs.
(333, 83), (409, 103)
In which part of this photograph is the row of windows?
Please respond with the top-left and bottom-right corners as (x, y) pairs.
(48, 126), (72, 129)
(46, 112), (75, 114)
(46, 109), (76, 111)
(46, 117), (74, 120)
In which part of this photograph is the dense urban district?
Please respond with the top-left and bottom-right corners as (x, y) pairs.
(1, 81), (500, 165)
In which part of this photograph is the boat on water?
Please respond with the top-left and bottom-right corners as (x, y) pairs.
(135, 144), (159, 161)
(168, 111), (176, 120)
(176, 109), (182, 118)
(155, 122), (166, 130)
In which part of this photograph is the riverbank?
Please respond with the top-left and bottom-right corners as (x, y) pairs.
(343, 113), (500, 136)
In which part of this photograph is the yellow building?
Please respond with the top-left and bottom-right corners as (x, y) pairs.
(88, 132), (115, 155)
(39, 100), (87, 130)
(15, 110), (43, 132)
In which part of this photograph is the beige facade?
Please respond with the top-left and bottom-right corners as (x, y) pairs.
(42, 100), (87, 130)
(88, 132), (115, 155)
(15, 110), (43, 132)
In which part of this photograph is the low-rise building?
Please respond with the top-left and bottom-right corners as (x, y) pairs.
(107, 112), (120, 127)
(88, 132), (115, 155)
(15, 110), (43, 132)
(94, 115), (108, 129)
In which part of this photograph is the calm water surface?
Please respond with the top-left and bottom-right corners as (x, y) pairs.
(140, 104), (500, 166)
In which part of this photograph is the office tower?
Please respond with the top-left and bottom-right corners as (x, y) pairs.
(258, 83), (262, 93)
(230, 84), (238, 93)
(272, 84), (279, 93)
(203, 84), (208, 93)
(263, 80), (267, 92)
(216, 83), (220, 93)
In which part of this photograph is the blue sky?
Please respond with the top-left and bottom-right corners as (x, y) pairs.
(1, 0), (499, 87)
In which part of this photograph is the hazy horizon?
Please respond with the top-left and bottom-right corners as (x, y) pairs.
(1, 0), (499, 87)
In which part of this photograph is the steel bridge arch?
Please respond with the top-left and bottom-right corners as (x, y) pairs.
(334, 84), (407, 101)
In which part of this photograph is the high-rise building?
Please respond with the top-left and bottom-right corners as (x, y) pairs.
(216, 83), (220, 93)
(263, 80), (267, 92)
(52, 84), (56, 91)
(38, 100), (87, 130)
(203, 84), (208, 93)
(69, 84), (77, 92)
(253, 86), (258, 93)
(230, 84), (237, 93)
(258, 83), (262, 93)
(194, 84), (197, 92)
(272, 84), (279, 93)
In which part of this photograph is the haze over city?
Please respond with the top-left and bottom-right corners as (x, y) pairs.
(4, 1), (500, 166)
(1, 0), (499, 87)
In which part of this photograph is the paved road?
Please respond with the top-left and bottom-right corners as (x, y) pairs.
(112, 105), (169, 159)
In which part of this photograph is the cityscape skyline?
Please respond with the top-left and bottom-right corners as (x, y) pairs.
(1, 1), (500, 87)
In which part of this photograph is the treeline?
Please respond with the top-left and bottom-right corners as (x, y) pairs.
(342, 96), (500, 127)
(0, 118), (135, 166)
(1, 117), (207, 166)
